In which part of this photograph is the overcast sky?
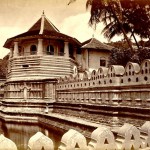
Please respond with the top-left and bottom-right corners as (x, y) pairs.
(0, 0), (121, 58)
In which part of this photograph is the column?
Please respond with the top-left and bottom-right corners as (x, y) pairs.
(9, 47), (13, 58)
(73, 47), (77, 60)
(37, 39), (43, 55)
(64, 41), (69, 58)
(56, 45), (59, 56)
(13, 41), (19, 57)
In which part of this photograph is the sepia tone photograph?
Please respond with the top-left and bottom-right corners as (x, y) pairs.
(0, 0), (150, 149)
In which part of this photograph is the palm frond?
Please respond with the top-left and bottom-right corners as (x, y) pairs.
(68, 0), (76, 5)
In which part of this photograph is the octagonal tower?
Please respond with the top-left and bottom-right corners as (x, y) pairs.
(2, 12), (81, 119)
(4, 12), (80, 81)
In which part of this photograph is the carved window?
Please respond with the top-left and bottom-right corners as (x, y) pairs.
(30, 45), (37, 55)
(47, 45), (54, 55)
(100, 59), (106, 67)
(145, 62), (148, 67)
(59, 47), (64, 56)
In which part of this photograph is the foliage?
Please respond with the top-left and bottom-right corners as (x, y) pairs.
(101, 0), (150, 40)
(107, 40), (133, 50)
(109, 48), (132, 66)
(86, 0), (150, 50)
(109, 47), (150, 66)
(132, 48), (150, 64)
(0, 54), (9, 78)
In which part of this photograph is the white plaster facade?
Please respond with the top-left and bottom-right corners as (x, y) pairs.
(81, 38), (112, 70)
(81, 49), (110, 70)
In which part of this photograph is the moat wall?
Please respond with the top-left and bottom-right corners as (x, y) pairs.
(55, 60), (150, 118)
(1, 121), (150, 150)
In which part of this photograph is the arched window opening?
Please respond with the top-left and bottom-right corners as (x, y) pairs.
(59, 47), (64, 56)
(145, 62), (148, 67)
(132, 71), (134, 75)
(128, 78), (131, 82)
(30, 45), (37, 55)
(100, 58), (106, 67)
(47, 45), (54, 55)
(19, 46), (24, 56)
(144, 76), (148, 81)
(121, 79), (123, 83)
(69, 44), (74, 59)
(129, 65), (131, 69)
(145, 69), (148, 74)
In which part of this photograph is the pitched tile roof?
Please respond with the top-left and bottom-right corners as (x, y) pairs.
(4, 12), (81, 48)
(81, 38), (113, 51)
(28, 13), (59, 33)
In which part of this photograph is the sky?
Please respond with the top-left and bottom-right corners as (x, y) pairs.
(0, 0), (121, 59)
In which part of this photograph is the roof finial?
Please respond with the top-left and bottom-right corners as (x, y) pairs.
(92, 34), (94, 38)
(42, 10), (45, 16)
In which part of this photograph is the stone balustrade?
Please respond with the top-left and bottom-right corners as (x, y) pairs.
(56, 59), (150, 107)
(57, 59), (150, 88)
(1, 122), (150, 150)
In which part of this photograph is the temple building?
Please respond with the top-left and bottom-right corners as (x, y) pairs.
(1, 12), (113, 116)
(81, 38), (113, 70)
(4, 12), (81, 81)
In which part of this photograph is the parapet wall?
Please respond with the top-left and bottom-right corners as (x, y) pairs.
(56, 59), (150, 107)
(1, 121), (150, 150)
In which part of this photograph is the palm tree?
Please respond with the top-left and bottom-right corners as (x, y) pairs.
(68, 0), (150, 53)
(101, 0), (150, 49)
(101, 15), (140, 48)
(86, 0), (134, 53)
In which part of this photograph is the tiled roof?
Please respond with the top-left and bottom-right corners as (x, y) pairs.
(28, 14), (59, 33)
(4, 13), (81, 48)
(81, 38), (113, 51)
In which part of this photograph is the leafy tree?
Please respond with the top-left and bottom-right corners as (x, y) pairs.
(132, 48), (150, 64)
(86, 0), (135, 53)
(89, 0), (150, 48)
(69, 0), (150, 53)
(107, 40), (134, 50)
(109, 48), (132, 66)
(109, 47), (150, 66)
(0, 54), (9, 78)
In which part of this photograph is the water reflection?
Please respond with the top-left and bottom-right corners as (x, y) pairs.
(0, 120), (63, 150)
(0, 114), (147, 150)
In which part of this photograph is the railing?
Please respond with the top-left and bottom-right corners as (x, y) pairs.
(10, 51), (65, 57)
(0, 121), (150, 150)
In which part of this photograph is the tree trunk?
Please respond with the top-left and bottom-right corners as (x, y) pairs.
(131, 31), (140, 49)
(110, 5), (134, 54)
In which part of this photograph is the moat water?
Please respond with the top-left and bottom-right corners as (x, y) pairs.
(0, 115), (148, 150)
(0, 120), (63, 150)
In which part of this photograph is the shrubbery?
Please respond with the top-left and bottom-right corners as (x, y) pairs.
(109, 47), (150, 66)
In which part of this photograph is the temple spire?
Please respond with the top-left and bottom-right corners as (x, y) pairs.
(92, 34), (94, 38)
(39, 10), (45, 34)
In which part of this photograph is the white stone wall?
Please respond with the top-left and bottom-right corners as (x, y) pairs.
(4, 80), (56, 102)
(81, 49), (110, 70)
(56, 59), (150, 106)
(8, 55), (77, 81)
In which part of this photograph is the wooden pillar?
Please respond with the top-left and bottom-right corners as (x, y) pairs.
(37, 39), (43, 55)
(13, 41), (19, 57)
(64, 41), (69, 57)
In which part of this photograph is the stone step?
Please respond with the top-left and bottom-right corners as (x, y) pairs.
(9, 72), (71, 77)
(10, 67), (72, 73)
(11, 61), (71, 67)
